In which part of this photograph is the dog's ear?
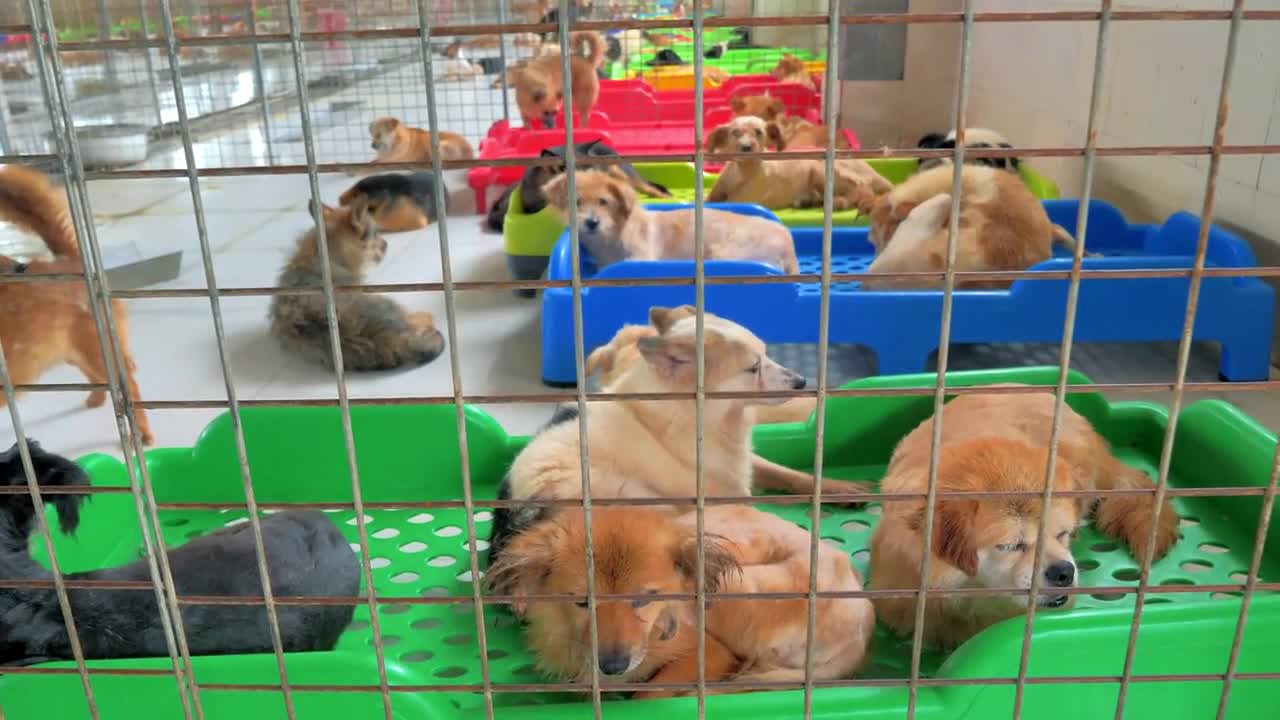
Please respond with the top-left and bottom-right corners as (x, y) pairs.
(648, 305), (697, 334)
(705, 126), (731, 153)
(337, 186), (359, 207)
(730, 95), (746, 114)
(486, 519), (563, 617)
(541, 173), (571, 210)
(309, 199), (340, 225)
(767, 98), (786, 121)
(605, 176), (635, 217)
(636, 335), (695, 378)
(345, 196), (375, 236)
(928, 500), (980, 577)
(917, 132), (946, 149)
(584, 343), (615, 379)
(766, 123), (786, 151)
(855, 184), (888, 217)
(673, 531), (741, 595)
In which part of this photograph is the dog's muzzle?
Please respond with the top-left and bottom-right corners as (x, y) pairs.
(582, 216), (600, 233)
(739, 143), (754, 152)
(542, 111), (557, 128)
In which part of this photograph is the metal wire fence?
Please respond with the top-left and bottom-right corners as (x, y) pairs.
(0, 1), (1277, 720)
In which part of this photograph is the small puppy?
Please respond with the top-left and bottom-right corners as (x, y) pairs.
(0, 441), (359, 665)
(771, 54), (815, 90)
(513, 31), (606, 129)
(0, 165), (152, 444)
(484, 138), (671, 232)
(442, 35), (501, 58)
(367, 117), (474, 167)
(706, 116), (890, 213)
(489, 305), (871, 560)
(338, 172), (439, 232)
(857, 164), (1079, 290)
(269, 199), (445, 371)
(730, 94), (786, 122)
(869, 390), (1181, 650)
(775, 116), (854, 150)
(489, 506), (874, 695)
(543, 170), (800, 273)
(918, 128), (1019, 172)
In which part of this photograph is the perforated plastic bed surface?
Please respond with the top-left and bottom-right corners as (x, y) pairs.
(538, 199), (1274, 385)
(2, 368), (1276, 719)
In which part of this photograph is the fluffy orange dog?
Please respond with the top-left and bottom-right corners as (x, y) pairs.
(706, 116), (890, 212)
(489, 505), (874, 695)
(869, 390), (1181, 650)
(367, 117), (474, 166)
(0, 165), (152, 443)
(543, 170), (799, 273)
(857, 164), (1079, 289)
(512, 31), (606, 129)
(771, 54), (815, 90)
(730, 95), (786, 122)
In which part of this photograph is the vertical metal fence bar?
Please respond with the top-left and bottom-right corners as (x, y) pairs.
(0, 349), (98, 718)
(907, 3), (976, 717)
(279, 1), (395, 717)
(690, 1), (709, 715)
(24, 3), (202, 715)
(152, 0), (298, 715)
(1215, 444), (1280, 719)
(1010, 3), (1113, 717)
(1112, 3), (1245, 718)
(245, 0), (276, 166)
(134, 0), (164, 128)
(414, 3), (497, 718)
(555, 2), (605, 715)
(495, 0), (511, 121)
(801, 1), (842, 717)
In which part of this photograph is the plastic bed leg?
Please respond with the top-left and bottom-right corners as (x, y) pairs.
(506, 254), (551, 298)
(874, 343), (935, 376)
(1217, 331), (1274, 382)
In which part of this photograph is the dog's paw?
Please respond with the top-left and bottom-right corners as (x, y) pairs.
(85, 390), (106, 408)
(819, 478), (874, 508)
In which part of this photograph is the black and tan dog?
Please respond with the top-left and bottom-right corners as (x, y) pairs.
(339, 172), (439, 233)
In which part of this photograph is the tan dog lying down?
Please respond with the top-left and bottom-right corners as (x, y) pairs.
(706, 116), (890, 211)
(542, 170), (799, 273)
(869, 389), (1181, 650)
(857, 164), (1080, 289)
(489, 506), (875, 695)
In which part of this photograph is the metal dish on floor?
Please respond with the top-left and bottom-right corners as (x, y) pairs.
(47, 123), (150, 168)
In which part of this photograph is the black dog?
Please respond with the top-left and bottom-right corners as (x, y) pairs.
(485, 138), (671, 232)
(339, 172), (439, 233)
(647, 49), (686, 67)
(0, 441), (360, 666)
(917, 130), (1021, 173)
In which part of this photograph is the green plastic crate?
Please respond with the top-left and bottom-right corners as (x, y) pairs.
(2, 367), (1275, 719)
(502, 159), (1061, 261)
(611, 47), (820, 80)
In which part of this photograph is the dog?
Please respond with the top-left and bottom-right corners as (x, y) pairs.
(730, 94), (786, 122)
(771, 54), (815, 90)
(706, 116), (891, 213)
(917, 128), (1019, 172)
(488, 305), (872, 562)
(868, 389), (1182, 650)
(488, 505), (875, 696)
(774, 116), (854, 150)
(484, 138), (672, 232)
(367, 117), (474, 167)
(438, 58), (485, 82)
(856, 164), (1080, 290)
(543, 169), (800, 273)
(512, 31), (606, 129)
(442, 35), (501, 58)
(0, 165), (153, 444)
(0, 441), (359, 665)
(338, 172), (439, 233)
(269, 198), (445, 371)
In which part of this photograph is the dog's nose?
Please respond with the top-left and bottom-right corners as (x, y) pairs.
(791, 374), (807, 390)
(542, 112), (557, 128)
(1044, 561), (1075, 588)
(370, 142), (378, 150)
(583, 216), (600, 232)
(739, 143), (754, 152)
(598, 652), (631, 676)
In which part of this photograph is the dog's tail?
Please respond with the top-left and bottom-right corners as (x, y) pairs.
(571, 31), (607, 68)
(0, 442), (90, 558)
(1051, 224), (1103, 258)
(0, 165), (79, 260)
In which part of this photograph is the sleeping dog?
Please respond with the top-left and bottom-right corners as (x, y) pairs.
(917, 128), (1020, 173)
(0, 441), (360, 665)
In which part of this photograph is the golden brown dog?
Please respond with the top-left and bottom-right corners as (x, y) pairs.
(771, 54), (815, 90)
(489, 505), (875, 695)
(775, 116), (853, 150)
(367, 117), (474, 167)
(856, 164), (1079, 290)
(730, 94), (786, 122)
(512, 31), (606, 129)
(868, 390), (1181, 650)
(0, 165), (152, 444)
(543, 170), (800, 273)
(706, 116), (890, 212)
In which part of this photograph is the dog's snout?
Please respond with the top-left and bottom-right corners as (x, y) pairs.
(790, 374), (807, 390)
(739, 143), (754, 152)
(583, 216), (600, 232)
(542, 112), (557, 128)
(598, 651), (631, 676)
(1044, 561), (1075, 588)
(370, 142), (378, 150)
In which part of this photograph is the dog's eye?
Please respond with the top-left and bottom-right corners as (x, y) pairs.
(556, 91), (563, 100)
(996, 542), (1027, 552)
(746, 359), (761, 374)
(574, 599), (589, 609)
(755, 129), (763, 137)
(598, 197), (608, 207)
(1056, 531), (1071, 544)
(632, 589), (659, 609)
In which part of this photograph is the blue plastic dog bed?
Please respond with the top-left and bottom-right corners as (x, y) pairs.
(539, 200), (1274, 386)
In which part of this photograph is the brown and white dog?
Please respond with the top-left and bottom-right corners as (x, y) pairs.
(542, 169), (800, 273)
(706, 116), (890, 212)
(857, 164), (1079, 289)
(0, 165), (152, 443)
(489, 505), (875, 695)
(868, 389), (1181, 650)
(367, 117), (474, 167)
(512, 31), (606, 129)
